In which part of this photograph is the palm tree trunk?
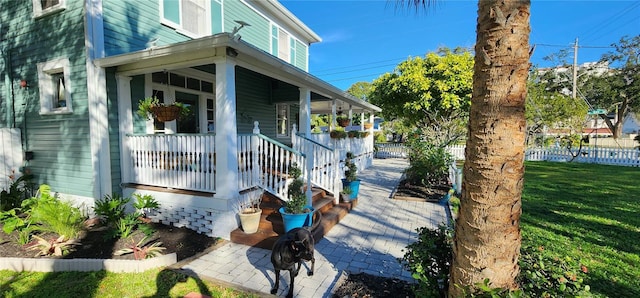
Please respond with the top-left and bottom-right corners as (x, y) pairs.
(449, 0), (530, 295)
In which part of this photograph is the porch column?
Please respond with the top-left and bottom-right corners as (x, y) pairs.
(331, 99), (337, 131)
(299, 87), (313, 206)
(298, 87), (311, 137)
(214, 59), (240, 201)
(116, 75), (133, 184)
(360, 112), (365, 131)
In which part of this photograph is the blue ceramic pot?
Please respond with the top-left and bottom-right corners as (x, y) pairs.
(279, 206), (314, 233)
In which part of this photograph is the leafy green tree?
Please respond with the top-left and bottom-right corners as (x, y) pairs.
(370, 48), (473, 147)
(527, 69), (588, 145)
(581, 35), (640, 139)
(346, 81), (373, 101)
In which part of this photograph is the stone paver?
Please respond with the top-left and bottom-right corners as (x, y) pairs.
(181, 158), (448, 297)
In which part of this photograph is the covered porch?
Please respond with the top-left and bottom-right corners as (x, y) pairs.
(96, 33), (381, 238)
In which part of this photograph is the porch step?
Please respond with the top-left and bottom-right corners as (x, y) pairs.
(230, 188), (357, 250)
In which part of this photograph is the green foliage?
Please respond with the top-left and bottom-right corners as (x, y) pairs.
(29, 196), (85, 239)
(284, 163), (308, 214)
(0, 173), (34, 212)
(370, 47), (473, 147)
(136, 96), (190, 121)
(344, 152), (358, 182)
(374, 132), (387, 143)
(109, 213), (140, 240)
(330, 129), (347, 139)
(517, 244), (592, 297)
(399, 224), (453, 298)
(346, 81), (373, 101)
(405, 135), (453, 187)
(526, 68), (588, 141)
(2, 184), (84, 242)
(94, 193), (130, 227)
(132, 193), (160, 217)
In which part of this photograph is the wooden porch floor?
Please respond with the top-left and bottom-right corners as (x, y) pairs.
(230, 188), (357, 250)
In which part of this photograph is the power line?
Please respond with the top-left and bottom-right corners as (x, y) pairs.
(580, 1), (640, 43)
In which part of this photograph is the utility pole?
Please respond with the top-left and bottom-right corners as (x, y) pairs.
(572, 38), (578, 99)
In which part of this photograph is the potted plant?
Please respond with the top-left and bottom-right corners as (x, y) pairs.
(340, 186), (353, 202)
(137, 96), (189, 122)
(238, 191), (263, 234)
(330, 129), (347, 139)
(363, 122), (373, 129)
(347, 130), (358, 138)
(342, 152), (361, 200)
(279, 163), (314, 232)
(336, 115), (351, 127)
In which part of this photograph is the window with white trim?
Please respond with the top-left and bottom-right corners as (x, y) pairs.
(276, 103), (289, 137)
(160, 0), (213, 38)
(37, 58), (72, 114)
(271, 25), (301, 65)
(32, 0), (66, 18)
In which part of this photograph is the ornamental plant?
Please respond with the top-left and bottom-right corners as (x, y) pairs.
(344, 152), (358, 182)
(283, 163), (308, 214)
(136, 96), (190, 121)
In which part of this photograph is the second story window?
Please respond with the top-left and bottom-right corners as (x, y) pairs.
(32, 0), (65, 18)
(160, 0), (213, 38)
(271, 25), (293, 63)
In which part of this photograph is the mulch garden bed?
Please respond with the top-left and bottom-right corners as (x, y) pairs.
(0, 222), (220, 261)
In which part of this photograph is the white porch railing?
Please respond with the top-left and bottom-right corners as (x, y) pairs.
(292, 130), (340, 198)
(306, 131), (375, 172)
(125, 134), (216, 192)
(237, 132), (305, 201)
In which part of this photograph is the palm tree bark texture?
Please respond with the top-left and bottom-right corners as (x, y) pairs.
(449, 0), (530, 295)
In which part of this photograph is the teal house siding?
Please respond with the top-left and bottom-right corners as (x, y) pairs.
(105, 68), (122, 194)
(0, 0), (96, 197)
(224, 0), (270, 51)
(235, 67), (275, 136)
(102, 0), (190, 56)
(235, 67), (299, 143)
(295, 40), (308, 71)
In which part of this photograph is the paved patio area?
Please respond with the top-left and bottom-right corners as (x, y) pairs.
(180, 158), (448, 297)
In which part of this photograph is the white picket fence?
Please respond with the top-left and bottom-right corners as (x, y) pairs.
(374, 143), (640, 167)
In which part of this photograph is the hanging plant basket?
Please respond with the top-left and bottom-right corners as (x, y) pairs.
(150, 105), (182, 122)
(337, 118), (350, 127)
(363, 122), (373, 129)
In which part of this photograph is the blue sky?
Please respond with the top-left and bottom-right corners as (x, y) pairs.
(281, 1), (640, 90)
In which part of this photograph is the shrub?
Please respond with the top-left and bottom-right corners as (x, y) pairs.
(284, 163), (307, 214)
(405, 139), (453, 187)
(29, 196), (85, 239)
(94, 193), (130, 227)
(0, 173), (34, 211)
(399, 224), (453, 298)
(344, 152), (358, 182)
(517, 244), (592, 297)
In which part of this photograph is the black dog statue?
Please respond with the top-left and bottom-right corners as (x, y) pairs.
(270, 227), (315, 298)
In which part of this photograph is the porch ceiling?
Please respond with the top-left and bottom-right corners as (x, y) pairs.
(96, 33), (381, 114)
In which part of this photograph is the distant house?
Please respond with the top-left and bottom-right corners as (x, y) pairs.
(622, 113), (640, 134)
(0, 0), (381, 238)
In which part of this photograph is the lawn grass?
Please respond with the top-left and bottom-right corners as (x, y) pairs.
(521, 161), (640, 297)
(0, 267), (258, 298)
